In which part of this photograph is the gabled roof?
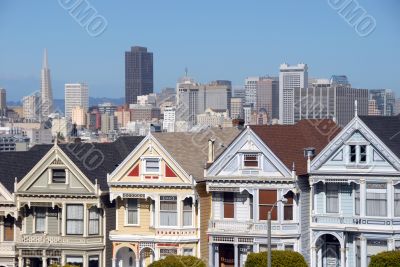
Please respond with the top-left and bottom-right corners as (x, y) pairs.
(359, 115), (400, 159)
(250, 120), (341, 175)
(152, 127), (242, 182)
(0, 136), (144, 192)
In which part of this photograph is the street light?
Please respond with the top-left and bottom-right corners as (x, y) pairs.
(267, 197), (288, 267)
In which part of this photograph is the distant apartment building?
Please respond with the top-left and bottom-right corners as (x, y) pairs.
(231, 97), (244, 119)
(130, 104), (161, 122)
(101, 113), (117, 134)
(64, 83), (89, 119)
(244, 77), (258, 107)
(163, 106), (176, 132)
(368, 89), (396, 116)
(51, 117), (71, 138)
(115, 106), (131, 128)
(293, 81), (369, 126)
(0, 88), (6, 117)
(22, 94), (40, 121)
(279, 63), (308, 124)
(87, 109), (101, 130)
(25, 128), (53, 146)
(98, 102), (117, 115)
(196, 108), (230, 128)
(368, 99), (381, 116)
(125, 46), (153, 105)
(0, 135), (30, 152)
(137, 93), (157, 106)
(71, 106), (87, 128)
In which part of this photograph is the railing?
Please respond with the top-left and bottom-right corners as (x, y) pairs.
(312, 214), (400, 227)
(17, 234), (103, 245)
(208, 220), (299, 234)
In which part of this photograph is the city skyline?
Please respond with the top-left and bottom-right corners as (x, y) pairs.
(0, 1), (399, 101)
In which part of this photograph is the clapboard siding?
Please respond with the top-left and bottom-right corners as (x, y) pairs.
(235, 192), (249, 221)
(341, 184), (353, 216)
(197, 183), (211, 263)
(298, 176), (311, 265)
(315, 182), (325, 214)
(212, 193), (222, 220)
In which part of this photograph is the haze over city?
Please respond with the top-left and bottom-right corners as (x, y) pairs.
(1, 0), (399, 101)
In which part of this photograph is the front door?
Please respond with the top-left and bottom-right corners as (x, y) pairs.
(325, 244), (340, 267)
(219, 244), (234, 267)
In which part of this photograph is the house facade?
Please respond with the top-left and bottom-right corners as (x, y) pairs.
(309, 115), (400, 267)
(205, 120), (339, 267)
(108, 129), (240, 267)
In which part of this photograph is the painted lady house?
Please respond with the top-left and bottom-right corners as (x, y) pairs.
(309, 115), (400, 267)
(0, 137), (143, 267)
(205, 120), (340, 267)
(107, 128), (240, 267)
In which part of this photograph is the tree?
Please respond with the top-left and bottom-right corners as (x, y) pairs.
(245, 250), (307, 267)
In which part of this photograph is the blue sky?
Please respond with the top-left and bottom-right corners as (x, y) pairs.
(0, 0), (399, 101)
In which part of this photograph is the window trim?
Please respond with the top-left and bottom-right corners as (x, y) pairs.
(365, 183), (387, 217)
(325, 184), (340, 214)
(88, 207), (100, 235)
(51, 168), (67, 184)
(125, 198), (140, 226)
(142, 157), (161, 175)
(159, 195), (178, 227)
(66, 204), (84, 235)
(242, 153), (259, 168)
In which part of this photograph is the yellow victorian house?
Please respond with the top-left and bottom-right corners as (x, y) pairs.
(108, 128), (240, 267)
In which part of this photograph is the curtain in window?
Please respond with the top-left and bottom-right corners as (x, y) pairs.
(395, 185), (400, 217)
(326, 184), (339, 213)
(66, 205), (84, 235)
(89, 207), (100, 235)
(183, 198), (192, 226)
(35, 207), (46, 233)
(366, 184), (387, 217)
(127, 199), (138, 225)
(160, 197), (177, 226)
(284, 191), (294, 220)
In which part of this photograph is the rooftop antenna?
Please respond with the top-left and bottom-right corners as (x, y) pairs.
(354, 99), (358, 117)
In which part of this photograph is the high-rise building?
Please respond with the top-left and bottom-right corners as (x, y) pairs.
(22, 94), (40, 121)
(0, 88), (6, 117)
(244, 77), (258, 107)
(368, 89), (396, 116)
(163, 106), (176, 132)
(115, 105), (131, 128)
(137, 93), (157, 106)
(279, 63), (308, 124)
(71, 106), (87, 128)
(368, 99), (381, 116)
(256, 77), (279, 120)
(125, 46), (153, 105)
(230, 97), (244, 119)
(40, 49), (53, 119)
(64, 83), (89, 119)
(330, 75), (351, 86)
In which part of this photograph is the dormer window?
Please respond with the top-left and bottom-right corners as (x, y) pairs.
(52, 169), (66, 183)
(144, 158), (160, 174)
(244, 153), (258, 168)
(360, 145), (367, 163)
(350, 145), (357, 163)
(348, 145), (368, 164)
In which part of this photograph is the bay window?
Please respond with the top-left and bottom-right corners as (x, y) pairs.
(326, 184), (339, 213)
(35, 207), (46, 233)
(66, 205), (84, 235)
(89, 207), (100, 235)
(127, 199), (138, 225)
(366, 183), (387, 217)
(160, 196), (177, 226)
(183, 198), (193, 226)
(259, 190), (277, 220)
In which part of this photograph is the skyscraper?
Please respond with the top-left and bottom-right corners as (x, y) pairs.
(0, 88), (6, 117)
(125, 46), (153, 105)
(22, 94), (40, 121)
(368, 89), (396, 116)
(64, 83), (89, 119)
(40, 49), (53, 119)
(279, 63), (308, 124)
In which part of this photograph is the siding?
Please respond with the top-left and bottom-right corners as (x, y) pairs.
(25, 209), (33, 234)
(298, 175), (310, 265)
(315, 182), (325, 214)
(116, 198), (154, 235)
(103, 194), (115, 267)
(235, 192), (249, 221)
(197, 182), (211, 264)
(212, 193), (222, 220)
(340, 184), (353, 216)
(47, 207), (59, 235)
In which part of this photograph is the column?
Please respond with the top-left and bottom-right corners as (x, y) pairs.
(112, 258), (116, 267)
(18, 256), (23, 267)
(208, 243), (213, 267)
(360, 237), (367, 267)
(360, 180), (366, 217)
(234, 244), (238, 267)
(310, 246), (316, 267)
(340, 247), (345, 267)
(61, 202), (66, 236)
(83, 203), (88, 237)
(42, 257), (48, 267)
(253, 243), (259, 253)
(0, 216), (4, 243)
(83, 253), (88, 267)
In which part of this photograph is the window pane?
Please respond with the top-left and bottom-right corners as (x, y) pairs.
(223, 192), (234, 219)
(326, 184), (339, 213)
(360, 145), (367, 162)
(127, 199), (138, 225)
(244, 154), (258, 167)
(35, 207), (46, 233)
(160, 196), (177, 226)
(284, 192), (294, 220)
(350, 145), (356, 162)
(183, 198), (192, 226)
(145, 159), (159, 172)
(366, 183), (387, 217)
(89, 256), (99, 267)
(89, 207), (100, 235)
(355, 184), (360, 215)
(67, 256), (83, 267)
(4, 216), (14, 241)
(66, 205), (84, 235)
(52, 169), (66, 183)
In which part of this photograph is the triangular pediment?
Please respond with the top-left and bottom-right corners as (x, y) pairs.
(108, 135), (193, 185)
(311, 117), (400, 175)
(207, 128), (292, 178)
(17, 146), (96, 194)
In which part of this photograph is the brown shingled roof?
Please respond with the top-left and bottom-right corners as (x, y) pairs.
(153, 127), (242, 181)
(251, 119), (341, 175)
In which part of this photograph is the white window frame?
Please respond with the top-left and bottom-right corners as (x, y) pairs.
(159, 195), (178, 227)
(366, 183), (387, 217)
(125, 198), (140, 226)
(66, 204), (84, 235)
(51, 168), (67, 184)
(34, 207), (47, 234)
(88, 207), (100, 235)
(142, 157), (161, 175)
(242, 153), (259, 169)
(182, 197), (193, 227)
(326, 184), (340, 214)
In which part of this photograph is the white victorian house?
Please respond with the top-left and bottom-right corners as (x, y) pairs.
(309, 115), (400, 267)
(205, 120), (339, 267)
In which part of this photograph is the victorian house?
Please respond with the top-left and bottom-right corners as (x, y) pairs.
(309, 115), (400, 267)
(0, 137), (143, 267)
(205, 120), (340, 267)
(107, 128), (240, 267)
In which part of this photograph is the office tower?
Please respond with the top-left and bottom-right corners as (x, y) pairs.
(163, 106), (176, 132)
(71, 106), (87, 128)
(368, 99), (381, 116)
(40, 48), (53, 119)
(115, 106), (131, 128)
(231, 97), (244, 119)
(98, 102), (117, 115)
(22, 94), (40, 121)
(205, 80), (232, 114)
(243, 104), (252, 126)
(0, 88), (6, 117)
(244, 77), (258, 107)
(368, 89), (396, 116)
(233, 86), (246, 100)
(256, 77), (279, 120)
(101, 114), (117, 134)
(279, 63), (308, 124)
(65, 83), (89, 119)
(125, 46), (153, 105)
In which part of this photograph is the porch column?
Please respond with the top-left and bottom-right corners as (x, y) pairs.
(61, 202), (66, 236)
(18, 256), (23, 267)
(208, 243), (213, 267)
(112, 258), (116, 267)
(360, 237), (367, 267)
(42, 257), (48, 267)
(234, 244), (238, 267)
(310, 246), (316, 267)
(83, 203), (88, 237)
(340, 248), (345, 267)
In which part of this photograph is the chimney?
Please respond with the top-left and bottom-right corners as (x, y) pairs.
(304, 147), (316, 173)
(208, 139), (215, 164)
